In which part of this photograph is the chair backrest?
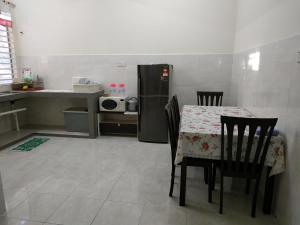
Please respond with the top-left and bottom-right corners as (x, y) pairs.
(165, 102), (178, 163)
(197, 91), (223, 106)
(171, 95), (180, 136)
(220, 116), (278, 178)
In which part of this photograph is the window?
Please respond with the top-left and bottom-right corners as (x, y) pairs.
(0, 10), (16, 85)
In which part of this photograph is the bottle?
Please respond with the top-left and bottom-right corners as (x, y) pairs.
(118, 83), (126, 96)
(109, 83), (117, 95)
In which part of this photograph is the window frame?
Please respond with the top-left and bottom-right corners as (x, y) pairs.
(0, 10), (15, 86)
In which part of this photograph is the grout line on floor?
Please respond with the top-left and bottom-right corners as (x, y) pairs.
(88, 174), (122, 225)
(43, 195), (69, 224)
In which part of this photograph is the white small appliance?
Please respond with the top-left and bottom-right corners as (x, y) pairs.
(99, 96), (126, 112)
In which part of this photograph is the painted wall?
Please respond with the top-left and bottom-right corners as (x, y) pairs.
(234, 0), (300, 52)
(13, 0), (237, 55)
(232, 1), (300, 225)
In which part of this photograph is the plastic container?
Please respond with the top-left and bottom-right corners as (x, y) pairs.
(63, 107), (89, 132)
(72, 76), (102, 93)
(73, 84), (102, 93)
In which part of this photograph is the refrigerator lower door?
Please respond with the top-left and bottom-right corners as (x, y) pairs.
(138, 96), (168, 143)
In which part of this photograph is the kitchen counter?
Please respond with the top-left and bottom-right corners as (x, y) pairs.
(0, 91), (27, 103)
(0, 89), (104, 149)
(0, 89), (103, 103)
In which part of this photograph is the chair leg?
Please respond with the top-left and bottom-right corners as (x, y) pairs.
(212, 163), (217, 190)
(204, 167), (208, 184)
(169, 165), (175, 197)
(208, 165), (212, 203)
(219, 174), (223, 214)
(180, 158), (187, 206)
(246, 179), (251, 195)
(251, 178), (261, 217)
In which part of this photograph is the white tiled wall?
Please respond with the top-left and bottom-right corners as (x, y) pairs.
(17, 54), (233, 106)
(0, 54), (234, 133)
(230, 34), (300, 225)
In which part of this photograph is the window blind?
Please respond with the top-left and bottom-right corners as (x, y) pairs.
(0, 10), (16, 85)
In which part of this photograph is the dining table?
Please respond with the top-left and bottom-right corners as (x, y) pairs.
(175, 105), (285, 213)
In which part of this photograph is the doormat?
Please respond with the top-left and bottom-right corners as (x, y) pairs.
(13, 137), (50, 152)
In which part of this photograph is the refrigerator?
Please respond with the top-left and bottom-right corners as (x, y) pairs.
(138, 64), (172, 143)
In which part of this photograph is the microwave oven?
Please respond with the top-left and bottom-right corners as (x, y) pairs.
(99, 96), (126, 112)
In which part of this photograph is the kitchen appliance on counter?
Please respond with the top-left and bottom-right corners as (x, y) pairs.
(126, 97), (138, 112)
(138, 64), (172, 143)
(99, 96), (126, 112)
(72, 76), (102, 93)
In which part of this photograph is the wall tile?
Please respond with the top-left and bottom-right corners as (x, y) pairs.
(16, 54), (233, 105)
(231, 34), (300, 225)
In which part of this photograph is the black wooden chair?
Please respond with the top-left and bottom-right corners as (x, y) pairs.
(171, 95), (180, 136)
(165, 102), (212, 202)
(170, 95), (209, 184)
(197, 91), (223, 106)
(197, 91), (224, 185)
(219, 116), (278, 217)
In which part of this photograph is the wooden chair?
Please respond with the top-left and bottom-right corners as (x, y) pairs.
(170, 95), (180, 137)
(170, 95), (209, 184)
(197, 91), (223, 106)
(165, 102), (212, 202)
(219, 116), (278, 217)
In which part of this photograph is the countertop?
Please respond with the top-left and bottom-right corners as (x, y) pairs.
(0, 89), (104, 103)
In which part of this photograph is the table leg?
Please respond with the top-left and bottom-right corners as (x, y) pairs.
(180, 157), (187, 206)
(263, 167), (275, 214)
(87, 97), (98, 138)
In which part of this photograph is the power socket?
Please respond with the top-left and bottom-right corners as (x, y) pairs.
(297, 52), (300, 63)
(116, 61), (127, 67)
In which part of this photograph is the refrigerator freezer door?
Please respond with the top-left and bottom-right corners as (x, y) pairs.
(138, 64), (170, 96)
(138, 96), (168, 143)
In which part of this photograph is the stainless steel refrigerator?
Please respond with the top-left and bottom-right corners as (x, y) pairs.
(138, 64), (172, 143)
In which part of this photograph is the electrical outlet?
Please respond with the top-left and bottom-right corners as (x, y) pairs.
(116, 61), (127, 67)
(297, 52), (300, 63)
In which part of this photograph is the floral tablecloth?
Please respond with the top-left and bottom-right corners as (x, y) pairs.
(175, 106), (285, 176)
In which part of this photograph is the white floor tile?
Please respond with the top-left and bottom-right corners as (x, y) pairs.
(71, 175), (117, 200)
(47, 197), (104, 225)
(33, 177), (79, 196)
(91, 201), (143, 225)
(3, 187), (30, 211)
(140, 201), (187, 225)
(7, 193), (67, 222)
(0, 216), (43, 225)
(0, 136), (280, 225)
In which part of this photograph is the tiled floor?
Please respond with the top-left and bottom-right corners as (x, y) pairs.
(0, 136), (280, 225)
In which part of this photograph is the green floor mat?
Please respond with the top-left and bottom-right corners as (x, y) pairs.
(13, 137), (50, 152)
